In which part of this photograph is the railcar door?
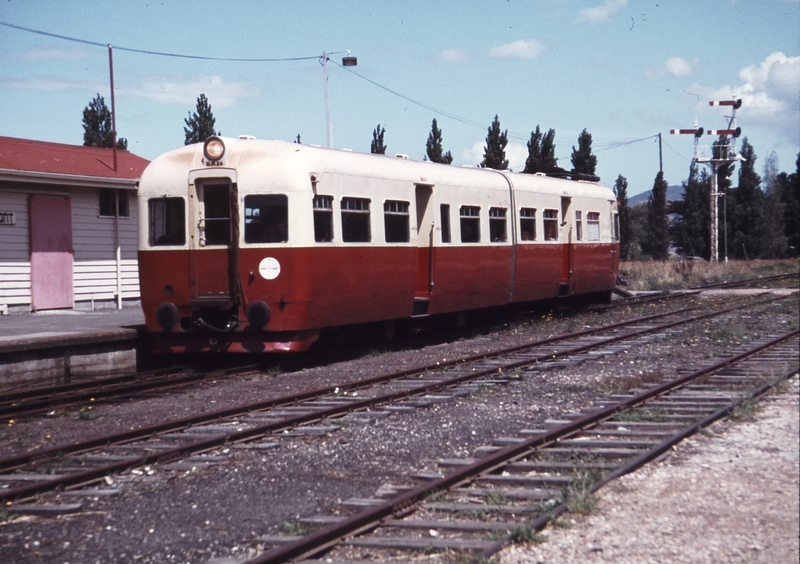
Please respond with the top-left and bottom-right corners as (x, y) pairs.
(188, 176), (242, 329)
(413, 184), (434, 316)
(558, 196), (573, 295)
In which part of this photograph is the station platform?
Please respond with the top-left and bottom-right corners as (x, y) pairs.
(0, 305), (145, 392)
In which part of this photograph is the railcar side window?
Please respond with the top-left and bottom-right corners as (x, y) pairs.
(313, 195), (334, 242)
(244, 195), (288, 243)
(575, 211), (583, 241)
(587, 212), (601, 241)
(613, 212), (620, 241)
(519, 208), (536, 241)
(489, 207), (507, 242)
(384, 200), (410, 243)
(543, 209), (559, 241)
(202, 184), (231, 245)
(341, 197), (371, 242)
(149, 197), (185, 246)
(440, 204), (451, 243)
(460, 205), (480, 243)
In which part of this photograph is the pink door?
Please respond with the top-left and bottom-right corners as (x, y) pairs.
(30, 196), (73, 311)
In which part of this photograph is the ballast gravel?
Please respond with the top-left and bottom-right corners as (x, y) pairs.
(500, 376), (800, 564)
(0, 291), (797, 563)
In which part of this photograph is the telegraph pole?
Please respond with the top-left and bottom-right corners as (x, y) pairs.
(671, 99), (742, 263)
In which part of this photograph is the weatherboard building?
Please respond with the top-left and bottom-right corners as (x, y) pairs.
(0, 136), (149, 313)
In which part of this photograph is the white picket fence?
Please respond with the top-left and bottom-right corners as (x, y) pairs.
(0, 260), (140, 311)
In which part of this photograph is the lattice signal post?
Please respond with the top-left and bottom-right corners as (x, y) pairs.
(671, 99), (742, 263)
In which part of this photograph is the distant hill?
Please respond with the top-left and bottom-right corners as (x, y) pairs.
(628, 185), (683, 206)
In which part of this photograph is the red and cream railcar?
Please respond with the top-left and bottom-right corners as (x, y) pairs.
(137, 136), (619, 353)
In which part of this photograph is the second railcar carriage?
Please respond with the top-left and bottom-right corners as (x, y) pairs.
(138, 136), (619, 353)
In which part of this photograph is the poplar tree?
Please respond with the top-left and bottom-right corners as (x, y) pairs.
(371, 124), (387, 154)
(480, 115), (508, 170)
(729, 138), (763, 259)
(675, 163), (710, 258)
(613, 175), (632, 260)
(647, 171), (670, 260)
(571, 128), (597, 175)
(82, 93), (127, 149)
(184, 94), (220, 145)
(524, 125), (558, 173)
(425, 119), (453, 164)
(782, 153), (800, 256)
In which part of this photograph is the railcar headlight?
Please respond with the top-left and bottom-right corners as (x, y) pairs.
(203, 136), (225, 161)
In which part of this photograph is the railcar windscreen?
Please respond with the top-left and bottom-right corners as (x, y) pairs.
(460, 205), (480, 243)
(148, 197), (185, 246)
(244, 195), (288, 243)
(341, 197), (371, 242)
(313, 195), (334, 242)
(202, 184), (232, 245)
(384, 200), (410, 243)
(519, 207), (536, 241)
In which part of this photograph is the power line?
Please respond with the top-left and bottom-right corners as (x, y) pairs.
(595, 134), (660, 152)
(0, 20), (317, 62)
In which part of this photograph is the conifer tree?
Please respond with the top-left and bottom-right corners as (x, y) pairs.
(759, 152), (788, 258)
(675, 163), (710, 259)
(524, 126), (558, 173)
(184, 94), (220, 145)
(480, 115), (508, 170)
(613, 175), (632, 260)
(82, 93), (127, 149)
(571, 128), (597, 175)
(371, 124), (387, 154)
(729, 138), (763, 259)
(781, 152), (800, 256)
(425, 119), (453, 164)
(646, 171), (670, 260)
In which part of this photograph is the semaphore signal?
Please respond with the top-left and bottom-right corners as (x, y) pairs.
(671, 98), (744, 263)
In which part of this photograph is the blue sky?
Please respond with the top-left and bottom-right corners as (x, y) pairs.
(1, 0), (798, 195)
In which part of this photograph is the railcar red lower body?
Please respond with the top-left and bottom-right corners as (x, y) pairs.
(139, 242), (617, 353)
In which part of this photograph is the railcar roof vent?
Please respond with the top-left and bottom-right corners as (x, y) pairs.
(238, 135), (256, 140)
(395, 153), (409, 159)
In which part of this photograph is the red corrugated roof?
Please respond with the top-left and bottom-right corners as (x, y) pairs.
(0, 136), (149, 180)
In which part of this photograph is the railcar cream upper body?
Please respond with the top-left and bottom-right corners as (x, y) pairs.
(138, 137), (617, 252)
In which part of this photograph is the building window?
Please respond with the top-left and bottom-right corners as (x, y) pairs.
(440, 204), (451, 243)
(575, 210), (583, 241)
(148, 197), (185, 246)
(519, 208), (536, 241)
(587, 212), (601, 241)
(99, 188), (129, 217)
(341, 197), (371, 242)
(244, 195), (288, 243)
(460, 205), (480, 243)
(313, 195), (334, 242)
(543, 209), (559, 241)
(384, 200), (410, 243)
(489, 207), (507, 242)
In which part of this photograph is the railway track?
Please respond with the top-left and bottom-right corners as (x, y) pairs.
(0, 292), (791, 507)
(244, 330), (799, 563)
(2, 273), (794, 421)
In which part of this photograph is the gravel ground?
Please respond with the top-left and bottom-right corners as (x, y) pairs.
(0, 291), (797, 564)
(500, 376), (800, 564)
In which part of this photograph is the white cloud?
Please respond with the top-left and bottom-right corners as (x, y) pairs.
(3, 46), (94, 63)
(487, 39), (545, 59)
(645, 56), (699, 79)
(461, 141), (529, 171)
(438, 49), (470, 63)
(576, 0), (627, 23)
(1, 76), (103, 91)
(126, 75), (261, 108)
(696, 52), (800, 144)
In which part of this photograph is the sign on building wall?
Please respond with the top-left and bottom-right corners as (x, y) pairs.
(0, 211), (16, 225)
